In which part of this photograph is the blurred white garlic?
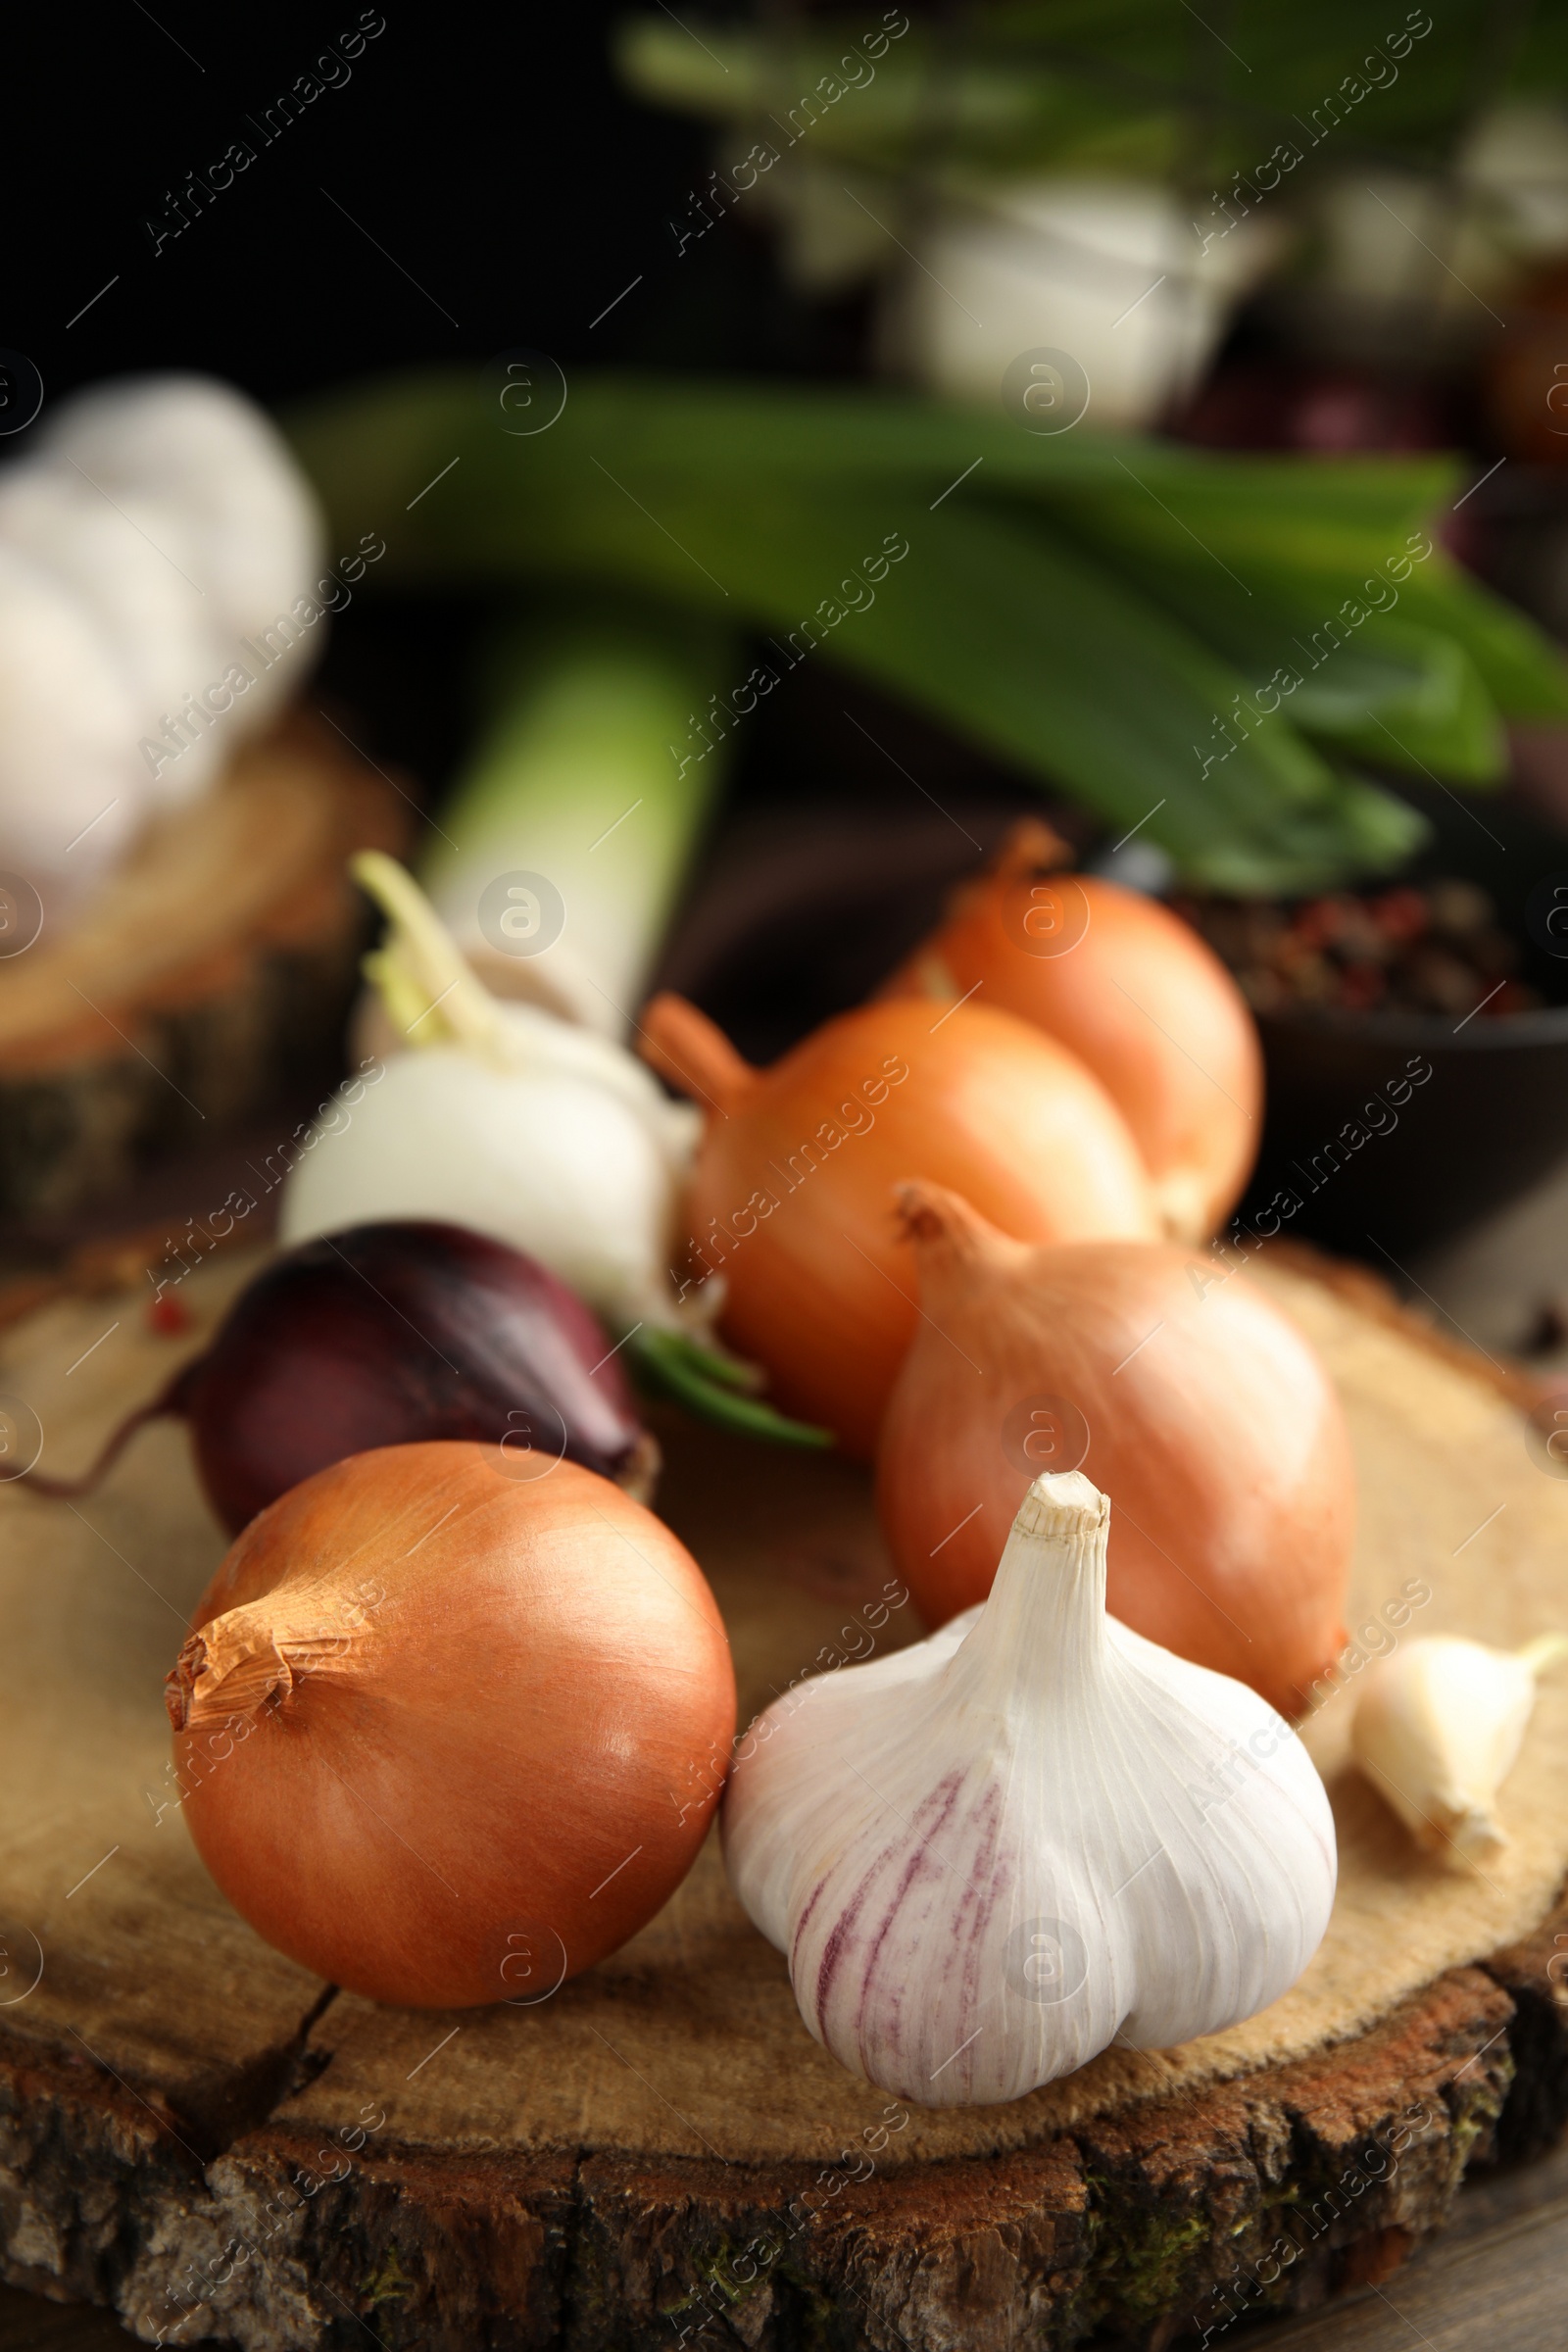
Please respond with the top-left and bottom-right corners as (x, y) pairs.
(0, 546), (144, 880)
(1310, 172), (1519, 328)
(0, 470), (226, 808)
(880, 177), (1284, 430)
(723, 1470), (1336, 2108)
(1306, 108), (1568, 361)
(0, 373), (324, 908)
(1351, 1632), (1568, 1863)
(37, 374), (322, 715)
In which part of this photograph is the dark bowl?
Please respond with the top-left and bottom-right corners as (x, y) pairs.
(1237, 786), (1568, 1256)
(1242, 997), (1568, 1259)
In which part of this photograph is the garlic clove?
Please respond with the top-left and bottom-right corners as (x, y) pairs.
(1350, 1632), (1568, 1863)
(723, 1470), (1337, 2108)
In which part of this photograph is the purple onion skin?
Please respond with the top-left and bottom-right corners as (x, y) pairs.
(170, 1222), (645, 1535)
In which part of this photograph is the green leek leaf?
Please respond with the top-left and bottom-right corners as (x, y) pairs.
(292, 371), (1554, 886)
(632, 1328), (832, 1446)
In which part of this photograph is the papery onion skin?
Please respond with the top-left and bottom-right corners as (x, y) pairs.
(875, 1185), (1352, 1717)
(880, 822), (1262, 1242)
(640, 994), (1157, 1456)
(167, 1442), (735, 2008)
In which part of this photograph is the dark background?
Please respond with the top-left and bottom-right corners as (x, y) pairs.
(2, 0), (1051, 1230)
(10, 1), (838, 414)
(8, 0), (996, 1018)
(15, 0), (1568, 1270)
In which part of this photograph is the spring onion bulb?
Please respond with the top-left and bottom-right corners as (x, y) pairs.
(884, 177), (1282, 429)
(281, 858), (825, 1446)
(282, 853), (697, 1322)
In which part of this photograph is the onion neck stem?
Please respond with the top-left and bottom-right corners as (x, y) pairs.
(167, 1588), (373, 1731)
(637, 994), (756, 1117)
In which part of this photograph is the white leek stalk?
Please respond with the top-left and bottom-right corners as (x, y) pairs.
(418, 611), (733, 1038)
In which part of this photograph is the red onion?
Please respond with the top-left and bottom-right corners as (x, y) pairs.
(31, 1221), (653, 1535)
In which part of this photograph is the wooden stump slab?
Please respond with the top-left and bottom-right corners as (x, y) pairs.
(0, 1246), (1566, 2350)
(0, 713), (408, 1222)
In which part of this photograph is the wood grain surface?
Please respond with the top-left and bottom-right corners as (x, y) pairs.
(0, 1247), (1565, 2349)
(0, 712), (407, 1221)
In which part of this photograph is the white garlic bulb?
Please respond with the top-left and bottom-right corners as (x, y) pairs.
(37, 373), (324, 714)
(723, 1471), (1336, 2108)
(880, 177), (1283, 431)
(0, 469), (227, 807)
(1351, 1632), (1568, 1863)
(0, 373), (324, 903)
(0, 545), (145, 889)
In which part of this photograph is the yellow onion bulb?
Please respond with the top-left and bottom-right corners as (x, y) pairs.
(880, 821), (1262, 1241)
(640, 993), (1157, 1456)
(166, 1442), (735, 2006)
(875, 1184), (1352, 1717)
